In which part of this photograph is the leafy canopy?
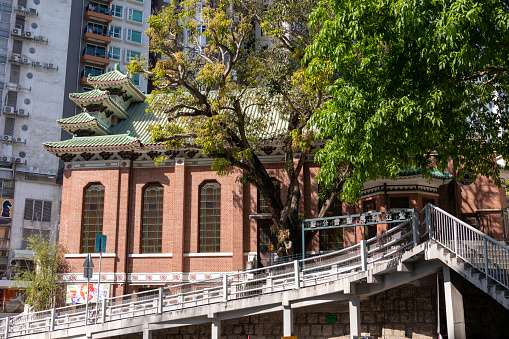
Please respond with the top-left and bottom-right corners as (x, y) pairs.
(306, 0), (509, 201)
(130, 0), (339, 251)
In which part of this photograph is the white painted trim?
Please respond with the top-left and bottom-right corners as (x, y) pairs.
(65, 253), (117, 258)
(183, 252), (233, 257)
(128, 253), (173, 258)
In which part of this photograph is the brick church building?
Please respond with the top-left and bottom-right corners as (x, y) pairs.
(43, 68), (509, 297)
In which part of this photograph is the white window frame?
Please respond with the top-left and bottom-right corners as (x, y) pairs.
(109, 25), (122, 39)
(108, 46), (121, 61)
(126, 28), (142, 44)
(125, 50), (140, 63)
(127, 8), (143, 23)
(111, 4), (123, 19)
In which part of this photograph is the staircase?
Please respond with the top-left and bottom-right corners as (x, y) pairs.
(1, 205), (508, 338)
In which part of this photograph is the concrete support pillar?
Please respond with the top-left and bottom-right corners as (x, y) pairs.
(143, 328), (152, 339)
(211, 319), (221, 339)
(443, 266), (466, 339)
(349, 295), (361, 339)
(283, 305), (293, 336)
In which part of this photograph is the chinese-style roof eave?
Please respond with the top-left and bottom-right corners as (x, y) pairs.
(56, 113), (111, 136)
(87, 70), (145, 102)
(42, 134), (142, 154)
(69, 89), (128, 119)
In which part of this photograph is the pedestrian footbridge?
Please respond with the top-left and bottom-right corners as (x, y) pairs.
(2, 205), (508, 339)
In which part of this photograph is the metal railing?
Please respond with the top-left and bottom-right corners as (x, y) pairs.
(2, 205), (507, 337)
(429, 205), (509, 290)
(502, 207), (508, 242)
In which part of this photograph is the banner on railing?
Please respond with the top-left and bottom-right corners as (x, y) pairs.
(66, 283), (110, 304)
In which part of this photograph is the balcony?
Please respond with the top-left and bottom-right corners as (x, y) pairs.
(84, 3), (113, 23)
(83, 27), (111, 45)
(81, 46), (110, 67)
(80, 68), (104, 86)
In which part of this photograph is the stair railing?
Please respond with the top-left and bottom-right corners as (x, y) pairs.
(428, 204), (509, 290)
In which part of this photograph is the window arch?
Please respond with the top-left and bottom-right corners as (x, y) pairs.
(81, 183), (105, 253)
(141, 183), (163, 253)
(199, 181), (221, 253)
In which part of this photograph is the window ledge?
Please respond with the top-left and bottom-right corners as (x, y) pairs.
(183, 252), (233, 257)
(65, 253), (116, 258)
(126, 19), (143, 25)
(129, 253), (173, 258)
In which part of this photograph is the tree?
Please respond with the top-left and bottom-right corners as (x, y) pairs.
(305, 0), (509, 201)
(11, 234), (68, 311)
(130, 0), (337, 254)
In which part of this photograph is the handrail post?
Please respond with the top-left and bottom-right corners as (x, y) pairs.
(50, 307), (56, 331)
(453, 221), (458, 254)
(294, 260), (300, 289)
(101, 298), (107, 323)
(483, 237), (489, 277)
(4, 316), (9, 338)
(222, 274), (228, 302)
(425, 204), (431, 235)
(158, 287), (163, 314)
(412, 212), (419, 246)
(360, 240), (367, 271)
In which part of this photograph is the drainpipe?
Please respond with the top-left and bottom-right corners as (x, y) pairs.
(123, 157), (134, 295)
(452, 160), (460, 218)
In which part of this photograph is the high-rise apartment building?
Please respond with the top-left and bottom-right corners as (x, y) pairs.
(0, 0), (151, 297)
(0, 0), (72, 286)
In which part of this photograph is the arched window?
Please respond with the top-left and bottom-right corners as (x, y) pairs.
(141, 183), (163, 253)
(81, 183), (105, 253)
(199, 181), (221, 253)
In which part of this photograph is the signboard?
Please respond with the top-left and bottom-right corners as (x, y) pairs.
(66, 283), (110, 304)
(95, 234), (107, 253)
(0, 198), (13, 218)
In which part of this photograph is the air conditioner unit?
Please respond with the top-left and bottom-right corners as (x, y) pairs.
(25, 31), (32, 38)
(46, 63), (57, 70)
(3, 106), (13, 114)
(21, 58), (29, 64)
(15, 137), (22, 143)
(1, 156), (8, 162)
(36, 35), (45, 42)
(27, 8), (37, 15)
(15, 158), (23, 164)
(15, 5), (25, 12)
(33, 61), (42, 67)
(11, 28), (20, 36)
(18, 109), (25, 115)
(9, 55), (18, 62)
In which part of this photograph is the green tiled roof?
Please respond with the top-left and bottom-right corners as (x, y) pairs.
(398, 167), (453, 179)
(69, 88), (109, 100)
(69, 89), (128, 119)
(87, 66), (145, 102)
(57, 112), (96, 125)
(88, 70), (128, 82)
(43, 134), (140, 150)
(57, 112), (111, 136)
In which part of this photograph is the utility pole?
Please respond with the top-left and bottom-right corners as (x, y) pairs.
(94, 234), (107, 324)
(83, 254), (94, 325)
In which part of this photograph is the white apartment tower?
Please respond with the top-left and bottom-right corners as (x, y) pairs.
(0, 0), (72, 281)
(0, 0), (150, 285)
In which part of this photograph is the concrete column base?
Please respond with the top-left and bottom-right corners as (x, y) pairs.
(211, 318), (221, 339)
(283, 305), (293, 336)
(349, 295), (361, 339)
(443, 265), (466, 339)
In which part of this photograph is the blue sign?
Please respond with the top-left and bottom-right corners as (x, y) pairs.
(95, 234), (107, 253)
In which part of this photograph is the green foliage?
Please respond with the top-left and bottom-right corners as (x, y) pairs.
(132, 0), (334, 251)
(306, 0), (509, 201)
(11, 234), (68, 311)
